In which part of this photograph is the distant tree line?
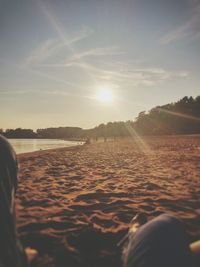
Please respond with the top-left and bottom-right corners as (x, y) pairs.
(85, 121), (134, 138)
(1, 95), (200, 139)
(36, 127), (83, 139)
(1, 128), (37, 138)
(133, 95), (200, 135)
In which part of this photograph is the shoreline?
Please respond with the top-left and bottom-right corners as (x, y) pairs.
(17, 144), (84, 158)
(8, 134), (200, 156)
(8, 138), (84, 156)
(17, 143), (84, 157)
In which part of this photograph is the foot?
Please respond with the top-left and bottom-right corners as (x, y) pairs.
(25, 247), (38, 263)
(117, 213), (147, 247)
(129, 213), (147, 234)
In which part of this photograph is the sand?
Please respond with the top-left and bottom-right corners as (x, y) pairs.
(16, 135), (200, 267)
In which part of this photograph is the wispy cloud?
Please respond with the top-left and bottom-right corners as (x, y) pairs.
(0, 89), (33, 95)
(23, 26), (93, 67)
(24, 39), (59, 66)
(39, 46), (124, 69)
(36, 45), (124, 86)
(160, 1), (200, 44)
(0, 89), (78, 98)
(24, 67), (83, 89)
(20, 25), (95, 90)
(40, 57), (189, 88)
(68, 47), (124, 61)
(43, 90), (70, 96)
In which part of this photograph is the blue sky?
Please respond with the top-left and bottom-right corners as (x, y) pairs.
(0, 0), (200, 130)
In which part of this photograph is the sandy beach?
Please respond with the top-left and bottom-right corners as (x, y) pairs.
(16, 136), (200, 267)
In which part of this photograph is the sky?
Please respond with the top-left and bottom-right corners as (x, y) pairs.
(0, 0), (200, 130)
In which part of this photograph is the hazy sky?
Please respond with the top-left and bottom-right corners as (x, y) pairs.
(0, 0), (200, 130)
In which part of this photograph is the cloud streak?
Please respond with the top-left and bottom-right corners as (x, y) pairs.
(0, 89), (33, 95)
(160, 0), (200, 44)
(68, 47), (124, 61)
(24, 26), (93, 67)
(41, 58), (189, 88)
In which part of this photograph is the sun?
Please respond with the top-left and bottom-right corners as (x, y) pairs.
(96, 87), (114, 104)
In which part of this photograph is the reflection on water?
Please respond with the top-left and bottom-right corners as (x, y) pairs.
(9, 139), (81, 154)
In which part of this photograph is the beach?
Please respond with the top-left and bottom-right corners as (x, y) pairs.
(16, 135), (200, 267)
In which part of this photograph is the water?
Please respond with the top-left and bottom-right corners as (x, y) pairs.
(8, 139), (82, 154)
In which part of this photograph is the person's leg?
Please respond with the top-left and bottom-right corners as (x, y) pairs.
(122, 214), (195, 267)
(0, 135), (27, 267)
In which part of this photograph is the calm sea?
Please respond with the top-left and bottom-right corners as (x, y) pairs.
(8, 139), (82, 154)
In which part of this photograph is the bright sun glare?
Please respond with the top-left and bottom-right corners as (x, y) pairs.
(96, 88), (113, 104)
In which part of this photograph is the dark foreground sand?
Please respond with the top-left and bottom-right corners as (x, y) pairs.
(16, 136), (200, 267)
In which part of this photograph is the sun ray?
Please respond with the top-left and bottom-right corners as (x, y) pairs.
(124, 123), (152, 154)
(158, 108), (200, 122)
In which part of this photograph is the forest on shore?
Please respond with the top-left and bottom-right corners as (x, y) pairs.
(1, 95), (200, 139)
